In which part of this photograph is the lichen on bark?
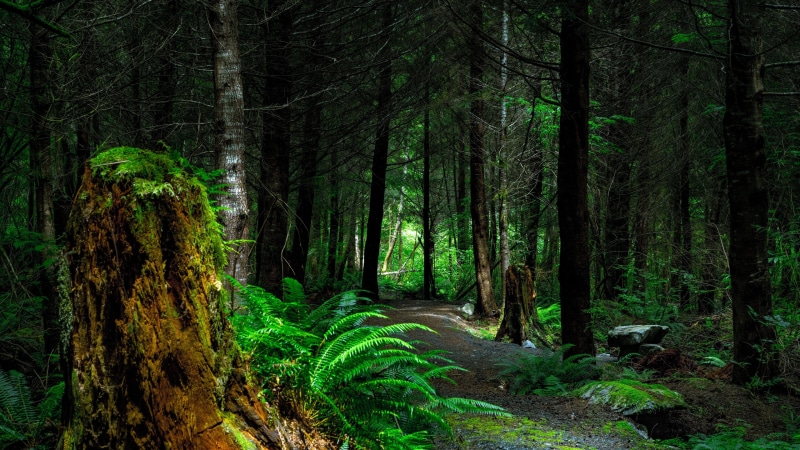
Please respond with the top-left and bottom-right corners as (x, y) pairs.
(62, 147), (333, 449)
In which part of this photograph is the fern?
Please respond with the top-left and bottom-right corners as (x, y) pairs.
(0, 369), (62, 447)
(497, 345), (598, 395)
(282, 277), (306, 304)
(232, 277), (509, 449)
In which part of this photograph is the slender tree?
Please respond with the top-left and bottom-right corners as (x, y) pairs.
(361, 3), (394, 301)
(468, 0), (499, 316)
(210, 0), (249, 292)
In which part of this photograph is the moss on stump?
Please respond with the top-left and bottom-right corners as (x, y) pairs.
(63, 148), (332, 449)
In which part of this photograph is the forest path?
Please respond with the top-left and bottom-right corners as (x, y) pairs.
(376, 299), (650, 450)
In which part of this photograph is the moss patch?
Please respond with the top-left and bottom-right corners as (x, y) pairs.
(573, 379), (685, 415)
(444, 414), (582, 449)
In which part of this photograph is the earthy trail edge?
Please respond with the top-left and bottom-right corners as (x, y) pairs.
(378, 300), (641, 450)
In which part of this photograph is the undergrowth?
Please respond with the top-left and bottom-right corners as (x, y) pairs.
(496, 345), (598, 396)
(661, 425), (800, 449)
(232, 278), (507, 449)
(0, 369), (62, 449)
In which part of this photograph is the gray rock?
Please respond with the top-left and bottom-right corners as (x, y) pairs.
(608, 325), (669, 357)
(461, 302), (475, 317)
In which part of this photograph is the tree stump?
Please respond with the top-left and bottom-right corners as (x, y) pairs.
(62, 148), (333, 449)
(495, 265), (547, 346)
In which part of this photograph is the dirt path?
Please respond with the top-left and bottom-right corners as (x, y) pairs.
(377, 300), (646, 450)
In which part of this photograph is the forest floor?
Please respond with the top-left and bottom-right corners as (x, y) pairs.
(375, 298), (800, 450)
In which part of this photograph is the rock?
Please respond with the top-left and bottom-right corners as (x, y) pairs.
(573, 379), (685, 416)
(522, 340), (536, 349)
(461, 302), (475, 317)
(608, 325), (669, 357)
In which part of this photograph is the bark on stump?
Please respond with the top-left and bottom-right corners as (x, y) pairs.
(495, 265), (547, 346)
(62, 147), (333, 449)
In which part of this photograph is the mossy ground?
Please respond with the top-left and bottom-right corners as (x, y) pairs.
(441, 414), (581, 449)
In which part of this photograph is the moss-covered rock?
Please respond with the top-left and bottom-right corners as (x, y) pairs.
(573, 379), (686, 416)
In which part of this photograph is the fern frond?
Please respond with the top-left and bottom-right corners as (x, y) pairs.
(282, 277), (306, 304)
(320, 311), (390, 341)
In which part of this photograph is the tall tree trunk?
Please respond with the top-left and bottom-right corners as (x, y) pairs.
(524, 94), (545, 271)
(151, 0), (178, 147)
(455, 139), (469, 263)
(361, 3), (393, 301)
(62, 149), (333, 449)
(670, 56), (693, 308)
(558, 0), (595, 357)
(632, 157), (651, 293)
(698, 177), (725, 313)
(382, 158), (407, 273)
(423, 83), (434, 299)
(291, 102), (320, 286)
(327, 152), (341, 283)
(290, 0), (325, 286)
(497, 0), (510, 305)
(723, 0), (776, 384)
(210, 0), (249, 293)
(256, 1), (293, 294)
(29, 24), (59, 365)
(599, 0), (633, 302)
(469, 0), (499, 316)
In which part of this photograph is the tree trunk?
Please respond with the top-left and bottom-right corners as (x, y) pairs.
(256, 1), (293, 295)
(558, 0), (595, 357)
(632, 157), (651, 293)
(497, 0), (510, 306)
(455, 139), (469, 264)
(599, 0), (634, 302)
(290, 91), (322, 287)
(29, 24), (59, 363)
(495, 265), (547, 347)
(468, 0), (499, 317)
(382, 159), (407, 273)
(62, 148), (333, 449)
(361, 3), (393, 301)
(524, 94), (545, 272)
(672, 56), (693, 308)
(210, 0), (250, 293)
(723, 0), (777, 384)
(327, 151), (341, 283)
(423, 83), (434, 299)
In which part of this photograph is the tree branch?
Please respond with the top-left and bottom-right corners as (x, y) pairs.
(0, 0), (70, 37)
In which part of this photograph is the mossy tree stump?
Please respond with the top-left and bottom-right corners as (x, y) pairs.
(495, 265), (548, 347)
(63, 148), (332, 449)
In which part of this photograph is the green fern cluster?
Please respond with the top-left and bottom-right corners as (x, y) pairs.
(496, 345), (598, 396)
(231, 278), (506, 449)
(0, 369), (63, 448)
(661, 425), (799, 449)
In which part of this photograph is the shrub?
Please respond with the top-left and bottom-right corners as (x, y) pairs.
(496, 345), (598, 396)
(232, 278), (507, 449)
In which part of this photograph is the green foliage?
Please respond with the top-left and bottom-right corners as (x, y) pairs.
(573, 379), (685, 416)
(496, 345), (598, 396)
(662, 425), (798, 449)
(537, 302), (561, 334)
(0, 369), (63, 448)
(232, 278), (507, 449)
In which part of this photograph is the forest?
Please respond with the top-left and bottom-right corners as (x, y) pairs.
(1, 0), (800, 448)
